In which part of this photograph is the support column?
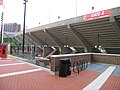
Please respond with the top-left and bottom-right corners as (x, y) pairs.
(67, 24), (93, 52)
(110, 16), (120, 38)
(45, 29), (64, 47)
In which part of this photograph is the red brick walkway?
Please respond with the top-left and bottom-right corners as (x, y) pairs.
(0, 60), (19, 65)
(0, 64), (38, 74)
(100, 75), (120, 90)
(0, 70), (100, 90)
(0, 56), (22, 65)
(1, 55), (120, 90)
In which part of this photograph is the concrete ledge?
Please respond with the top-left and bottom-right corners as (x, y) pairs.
(51, 53), (91, 74)
(50, 53), (120, 74)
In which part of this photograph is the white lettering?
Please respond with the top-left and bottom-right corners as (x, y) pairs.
(84, 10), (110, 21)
(101, 11), (104, 15)
(91, 11), (102, 18)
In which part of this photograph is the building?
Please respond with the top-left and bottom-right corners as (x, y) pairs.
(3, 23), (21, 38)
(4, 23), (21, 32)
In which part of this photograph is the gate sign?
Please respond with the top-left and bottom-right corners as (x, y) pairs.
(0, 44), (7, 58)
(83, 9), (111, 21)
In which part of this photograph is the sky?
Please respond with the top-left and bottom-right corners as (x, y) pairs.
(0, 0), (120, 30)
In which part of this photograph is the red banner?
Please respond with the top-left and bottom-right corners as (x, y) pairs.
(83, 9), (111, 21)
(0, 0), (3, 5)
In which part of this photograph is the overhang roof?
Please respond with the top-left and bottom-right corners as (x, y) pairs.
(16, 7), (120, 51)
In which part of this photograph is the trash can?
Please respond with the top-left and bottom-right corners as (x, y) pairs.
(59, 58), (71, 77)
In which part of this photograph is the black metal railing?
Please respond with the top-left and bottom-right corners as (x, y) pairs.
(73, 60), (88, 74)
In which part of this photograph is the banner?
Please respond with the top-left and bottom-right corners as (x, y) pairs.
(0, 0), (3, 5)
(83, 9), (111, 21)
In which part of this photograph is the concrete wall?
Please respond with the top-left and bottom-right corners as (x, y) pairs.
(92, 53), (120, 65)
(50, 53), (91, 74)
(50, 53), (120, 74)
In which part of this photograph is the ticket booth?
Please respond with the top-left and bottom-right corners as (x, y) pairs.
(0, 44), (7, 59)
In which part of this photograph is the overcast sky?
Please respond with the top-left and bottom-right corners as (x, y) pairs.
(0, 0), (120, 29)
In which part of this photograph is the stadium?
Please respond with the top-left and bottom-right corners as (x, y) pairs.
(0, 6), (120, 90)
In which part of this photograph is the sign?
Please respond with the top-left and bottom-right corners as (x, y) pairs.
(0, 0), (3, 5)
(83, 9), (111, 21)
(0, 44), (7, 58)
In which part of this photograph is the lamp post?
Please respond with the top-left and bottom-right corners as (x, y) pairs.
(1, 12), (4, 44)
(58, 16), (60, 21)
(64, 36), (69, 47)
(76, 0), (77, 16)
(95, 34), (101, 53)
(22, 0), (28, 54)
(97, 34), (100, 48)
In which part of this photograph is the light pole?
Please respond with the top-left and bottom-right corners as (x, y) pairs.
(76, 0), (77, 16)
(97, 34), (100, 48)
(58, 16), (60, 21)
(1, 12), (4, 44)
(22, 0), (28, 54)
(64, 36), (69, 47)
(95, 34), (101, 53)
